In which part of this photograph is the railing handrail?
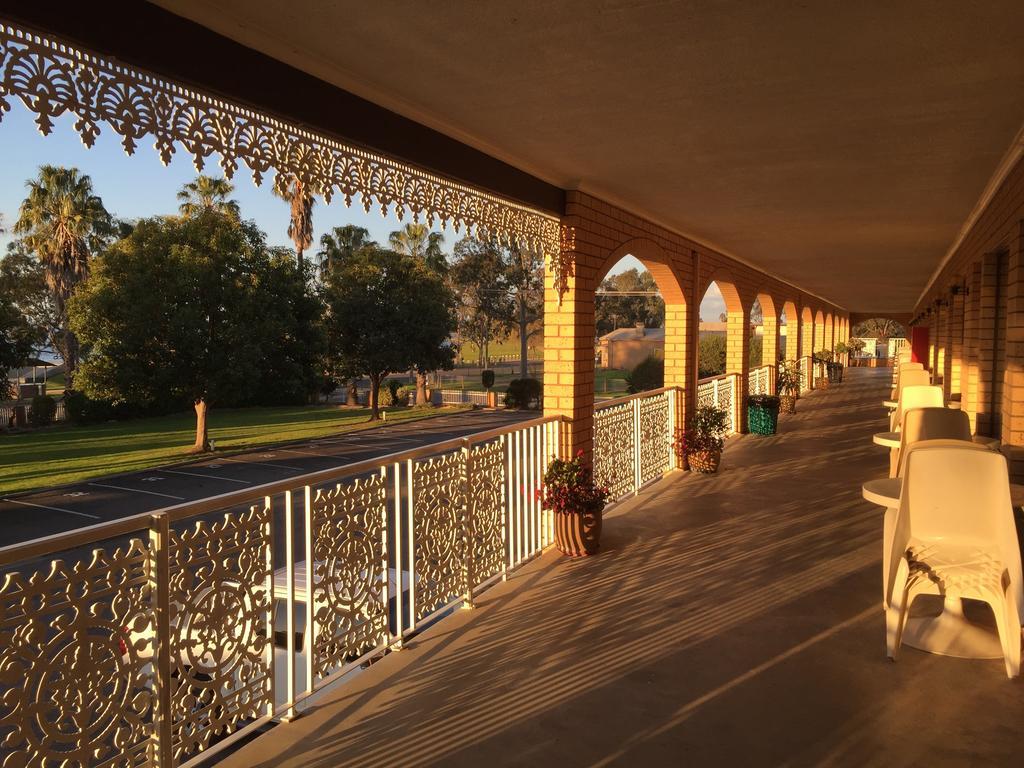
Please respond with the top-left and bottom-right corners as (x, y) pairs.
(0, 413), (565, 568)
(594, 385), (679, 411)
(697, 373), (733, 384)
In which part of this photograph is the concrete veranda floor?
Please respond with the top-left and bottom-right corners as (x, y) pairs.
(220, 368), (1024, 768)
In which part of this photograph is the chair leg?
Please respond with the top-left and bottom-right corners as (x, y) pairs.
(887, 558), (911, 660)
(882, 508), (896, 609)
(999, 590), (1021, 678)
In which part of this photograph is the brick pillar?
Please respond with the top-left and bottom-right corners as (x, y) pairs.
(664, 294), (691, 440)
(727, 306), (751, 432)
(785, 315), (800, 361)
(825, 316), (834, 352)
(935, 301), (948, 395)
(948, 291), (964, 400)
(542, 249), (595, 460)
(961, 262), (982, 433)
(801, 311), (814, 359)
(977, 253), (1001, 437)
(761, 313), (779, 367)
(813, 317), (823, 354)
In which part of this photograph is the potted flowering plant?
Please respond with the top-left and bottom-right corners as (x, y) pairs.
(813, 350), (833, 389)
(776, 360), (800, 414)
(541, 451), (610, 557)
(674, 405), (729, 474)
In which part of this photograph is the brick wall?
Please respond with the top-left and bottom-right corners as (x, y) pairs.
(546, 191), (847, 456)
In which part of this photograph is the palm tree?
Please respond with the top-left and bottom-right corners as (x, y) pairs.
(317, 225), (374, 274)
(14, 165), (111, 382)
(389, 223), (447, 273)
(390, 223), (448, 403)
(273, 173), (315, 267)
(176, 175), (240, 218)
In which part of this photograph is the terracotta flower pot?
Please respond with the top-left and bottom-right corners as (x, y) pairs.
(555, 509), (603, 556)
(814, 377), (830, 389)
(688, 449), (721, 474)
(779, 394), (797, 414)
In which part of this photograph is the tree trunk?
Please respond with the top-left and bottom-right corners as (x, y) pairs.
(519, 299), (529, 378)
(347, 380), (359, 406)
(368, 375), (381, 420)
(193, 399), (210, 452)
(416, 371), (428, 405)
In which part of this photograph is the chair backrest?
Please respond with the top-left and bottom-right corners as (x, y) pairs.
(897, 443), (1023, 613)
(892, 367), (930, 400)
(893, 384), (944, 431)
(896, 410), (973, 477)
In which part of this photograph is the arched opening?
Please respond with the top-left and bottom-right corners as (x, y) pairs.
(782, 300), (800, 361)
(849, 317), (908, 364)
(593, 239), (688, 400)
(813, 309), (825, 354)
(750, 292), (778, 368)
(824, 312), (835, 354)
(697, 277), (743, 379)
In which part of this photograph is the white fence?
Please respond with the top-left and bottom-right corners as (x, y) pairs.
(0, 398), (67, 428)
(592, 387), (677, 503)
(434, 389), (492, 407)
(799, 356), (813, 393)
(747, 365), (774, 396)
(696, 374), (738, 435)
(0, 416), (561, 767)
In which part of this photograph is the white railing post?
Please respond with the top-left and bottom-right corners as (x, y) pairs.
(633, 396), (642, 495)
(667, 387), (677, 470)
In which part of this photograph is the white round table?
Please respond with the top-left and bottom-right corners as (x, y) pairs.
(872, 432), (899, 448)
(861, 478), (1024, 659)
(883, 399), (897, 409)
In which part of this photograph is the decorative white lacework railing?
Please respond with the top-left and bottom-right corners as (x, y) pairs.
(0, 416), (561, 768)
(813, 359), (827, 382)
(747, 365), (774, 396)
(697, 374), (738, 434)
(593, 387), (677, 503)
(799, 356), (813, 393)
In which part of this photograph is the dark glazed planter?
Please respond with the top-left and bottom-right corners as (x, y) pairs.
(555, 509), (603, 556)
(748, 403), (780, 435)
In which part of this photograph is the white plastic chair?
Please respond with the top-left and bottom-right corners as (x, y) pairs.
(880, 408), (976, 607)
(890, 383), (944, 433)
(891, 362), (925, 399)
(886, 444), (1023, 678)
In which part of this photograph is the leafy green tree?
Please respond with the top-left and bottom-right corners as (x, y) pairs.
(323, 248), (456, 419)
(69, 212), (289, 451)
(176, 175), (240, 219)
(317, 225), (374, 274)
(391, 224), (450, 402)
(0, 241), (56, 364)
(595, 268), (664, 336)
(450, 237), (508, 367)
(13, 165), (112, 382)
(0, 289), (37, 399)
(749, 335), (763, 367)
(389, 223), (447, 273)
(273, 173), (316, 267)
(851, 318), (905, 342)
(698, 334), (727, 379)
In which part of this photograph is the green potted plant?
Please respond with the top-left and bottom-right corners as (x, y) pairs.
(675, 405), (729, 474)
(831, 342), (847, 383)
(813, 350), (832, 389)
(747, 394), (781, 435)
(776, 360), (800, 414)
(541, 451), (610, 557)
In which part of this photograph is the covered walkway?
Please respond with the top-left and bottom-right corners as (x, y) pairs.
(221, 368), (1024, 767)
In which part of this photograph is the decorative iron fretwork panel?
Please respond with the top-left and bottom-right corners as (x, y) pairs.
(467, 440), (506, 587)
(0, 22), (560, 266)
(696, 379), (716, 410)
(168, 506), (272, 763)
(748, 366), (771, 396)
(413, 451), (468, 621)
(638, 393), (671, 486)
(719, 377), (735, 434)
(594, 402), (636, 500)
(0, 540), (154, 768)
(309, 476), (388, 679)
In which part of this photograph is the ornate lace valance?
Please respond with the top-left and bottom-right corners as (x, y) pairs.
(0, 19), (567, 281)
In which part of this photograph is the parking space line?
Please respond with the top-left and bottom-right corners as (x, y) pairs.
(162, 469), (250, 484)
(2, 498), (101, 519)
(88, 483), (185, 500)
(219, 457), (303, 471)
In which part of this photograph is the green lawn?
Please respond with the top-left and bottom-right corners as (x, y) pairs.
(0, 404), (469, 494)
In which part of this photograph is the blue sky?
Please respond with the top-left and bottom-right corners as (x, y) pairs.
(0, 101), (726, 322)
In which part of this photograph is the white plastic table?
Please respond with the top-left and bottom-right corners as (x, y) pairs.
(872, 433), (1000, 450)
